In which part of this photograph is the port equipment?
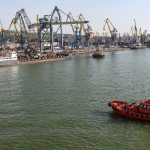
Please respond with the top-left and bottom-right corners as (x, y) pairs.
(80, 14), (93, 47)
(139, 28), (147, 45)
(129, 19), (146, 45)
(65, 13), (75, 49)
(66, 12), (82, 49)
(8, 18), (20, 45)
(30, 6), (89, 52)
(0, 20), (7, 50)
(133, 19), (138, 42)
(9, 9), (40, 57)
(75, 14), (93, 48)
(66, 12), (76, 35)
(130, 26), (134, 40)
(74, 26), (82, 49)
(84, 24), (93, 47)
(78, 14), (86, 36)
(103, 18), (119, 47)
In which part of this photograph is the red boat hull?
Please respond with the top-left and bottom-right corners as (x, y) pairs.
(108, 100), (150, 122)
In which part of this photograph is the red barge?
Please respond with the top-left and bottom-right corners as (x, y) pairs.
(108, 99), (150, 121)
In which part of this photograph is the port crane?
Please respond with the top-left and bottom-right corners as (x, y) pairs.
(130, 19), (146, 45)
(130, 26), (134, 37)
(103, 18), (119, 46)
(139, 28), (147, 45)
(66, 12), (76, 35)
(9, 18), (21, 46)
(66, 12), (76, 48)
(74, 14), (93, 48)
(78, 14), (86, 36)
(130, 19), (144, 43)
(9, 9), (40, 57)
(133, 19), (138, 42)
(0, 20), (7, 50)
(74, 14), (85, 48)
(9, 18), (20, 36)
(30, 6), (89, 51)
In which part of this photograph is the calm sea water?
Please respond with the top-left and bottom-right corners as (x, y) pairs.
(0, 49), (150, 150)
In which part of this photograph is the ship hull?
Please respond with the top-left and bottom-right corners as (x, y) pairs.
(92, 53), (105, 58)
(0, 60), (18, 67)
(108, 100), (150, 122)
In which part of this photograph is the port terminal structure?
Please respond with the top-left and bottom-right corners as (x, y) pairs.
(9, 9), (40, 58)
(103, 18), (148, 49)
(0, 20), (8, 50)
(30, 6), (91, 52)
(1, 5), (149, 62)
(103, 18), (119, 47)
(6, 6), (93, 61)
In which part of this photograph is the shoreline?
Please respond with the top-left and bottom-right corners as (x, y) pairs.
(103, 47), (130, 52)
(72, 47), (130, 55)
(0, 56), (71, 67)
(19, 56), (71, 65)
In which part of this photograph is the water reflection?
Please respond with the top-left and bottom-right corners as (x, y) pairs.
(0, 65), (19, 77)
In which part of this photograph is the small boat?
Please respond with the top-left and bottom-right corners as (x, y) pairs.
(129, 42), (143, 49)
(92, 46), (105, 58)
(0, 51), (18, 67)
(108, 99), (150, 121)
(92, 52), (105, 58)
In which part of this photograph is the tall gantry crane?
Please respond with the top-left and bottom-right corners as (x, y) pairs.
(133, 19), (138, 41)
(9, 9), (40, 56)
(9, 18), (21, 46)
(78, 14), (86, 36)
(130, 19), (145, 44)
(103, 18), (119, 46)
(75, 14), (93, 48)
(9, 18), (20, 36)
(0, 20), (7, 50)
(74, 14), (85, 48)
(130, 26), (134, 37)
(30, 6), (89, 51)
(66, 12), (76, 35)
(65, 12), (75, 48)
(139, 27), (147, 45)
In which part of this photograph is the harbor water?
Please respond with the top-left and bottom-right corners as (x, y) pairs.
(0, 49), (150, 150)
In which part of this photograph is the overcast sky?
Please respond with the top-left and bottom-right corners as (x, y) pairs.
(0, 0), (150, 35)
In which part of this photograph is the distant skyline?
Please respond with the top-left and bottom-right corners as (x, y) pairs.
(1, 0), (150, 35)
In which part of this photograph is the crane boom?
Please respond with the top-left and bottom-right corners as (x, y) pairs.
(103, 18), (118, 36)
(103, 18), (119, 47)
(0, 20), (3, 29)
(10, 9), (40, 52)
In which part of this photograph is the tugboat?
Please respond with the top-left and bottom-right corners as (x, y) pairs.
(108, 99), (150, 121)
(92, 52), (105, 58)
(92, 45), (105, 58)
